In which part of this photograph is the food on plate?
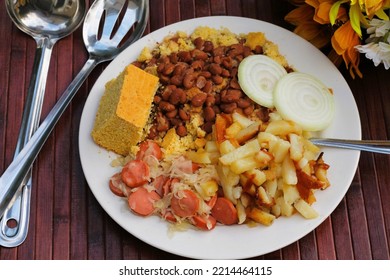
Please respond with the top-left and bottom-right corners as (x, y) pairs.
(237, 54), (287, 108)
(92, 26), (333, 231)
(91, 64), (159, 155)
(273, 72), (335, 131)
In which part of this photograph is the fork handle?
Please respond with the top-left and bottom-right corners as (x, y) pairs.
(310, 138), (390, 154)
(0, 57), (98, 219)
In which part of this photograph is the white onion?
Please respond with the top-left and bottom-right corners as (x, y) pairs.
(238, 55), (287, 108)
(273, 72), (335, 131)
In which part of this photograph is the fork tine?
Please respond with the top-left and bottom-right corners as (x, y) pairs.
(110, 0), (140, 47)
(83, 0), (105, 47)
(101, 0), (127, 40)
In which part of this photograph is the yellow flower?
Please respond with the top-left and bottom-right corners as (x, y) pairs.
(352, 0), (390, 18)
(331, 20), (363, 78)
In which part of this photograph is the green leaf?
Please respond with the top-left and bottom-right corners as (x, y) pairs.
(330, 0), (349, 25)
(349, 4), (362, 38)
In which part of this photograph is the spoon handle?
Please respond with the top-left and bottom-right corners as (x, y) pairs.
(0, 38), (54, 247)
(0, 57), (98, 220)
(310, 138), (390, 154)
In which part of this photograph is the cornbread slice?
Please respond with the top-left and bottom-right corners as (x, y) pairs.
(91, 64), (159, 156)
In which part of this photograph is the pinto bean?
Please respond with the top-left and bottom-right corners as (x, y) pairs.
(169, 52), (179, 64)
(178, 51), (192, 62)
(209, 63), (223, 75)
(166, 109), (178, 119)
(221, 89), (242, 103)
(199, 71), (211, 79)
(254, 45), (263, 54)
(169, 89), (181, 105)
(203, 106), (216, 122)
(191, 92), (207, 107)
(202, 80), (213, 94)
(173, 62), (188, 75)
(222, 57), (233, 69)
(196, 75), (207, 89)
(159, 101), (176, 112)
(220, 102), (237, 114)
(191, 49), (208, 61)
(179, 108), (190, 121)
(212, 46), (225, 57)
(170, 75), (183, 86)
(176, 125), (187, 137)
(243, 105), (255, 116)
(191, 60), (205, 70)
(205, 95), (216, 107)
(161, 85), (175, 101)
(203, 40), (214, 52)
(183, 73), (196, 89)
(202, 121), (213, 134)
(157, 63), (165, 73)
(221, 69), (230, 77)
(162, 63), (175, 75)
(212, 75), (223, 85)
(194, 37), (204, 50)
(175, 88), (187, 104)
(229, 79), (241, 89)
(243, 46), (253, 57)
(237, 98), (252, 108)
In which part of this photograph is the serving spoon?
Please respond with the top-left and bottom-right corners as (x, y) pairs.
(0, 0), (149, 246)
(0, 0), (86, 247)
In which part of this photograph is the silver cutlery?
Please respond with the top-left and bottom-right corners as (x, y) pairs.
(310, 138), (390, 154)
(0, 0), (149, 246)
(1, 0), (86, 247)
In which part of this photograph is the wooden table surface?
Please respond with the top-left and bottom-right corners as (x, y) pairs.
(1, 0), (389, 260)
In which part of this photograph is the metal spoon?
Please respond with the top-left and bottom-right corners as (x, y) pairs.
(0, 0), (86, 247)
(310, 138), (390, 154)
(0, 0), (149, 243)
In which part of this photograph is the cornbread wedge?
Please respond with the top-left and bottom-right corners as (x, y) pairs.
(91, 64), (159, 156)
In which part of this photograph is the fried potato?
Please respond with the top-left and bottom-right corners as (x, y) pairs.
(186, 150), (212, 164)
(235, 121), (261, 144)
(265, 119), (302, 136)
(219, 139), (260, 165)
(294, 198), (318, 219)
(244, 169), (267, 186)
(289, 133), (304, 161)
(282, 155), (297, 185)
(232, 111), (254, 127)
(247, 207), (275, 226)
(230, 156), (262, 174)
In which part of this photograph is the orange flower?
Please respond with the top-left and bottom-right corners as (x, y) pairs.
(285, 3), (333, 48)
(306, 0), (348, 24)
(331, 21), (363, 78)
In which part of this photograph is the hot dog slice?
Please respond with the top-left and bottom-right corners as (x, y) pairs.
(152, 175), (169, 197)
(211, 197), (238, 225)
(121, 159), (150, 188)
(128, 187), (161, 216)
(171, 189), (200, 218)
(109, 172), (129, 197)
(136, 140), (162, 161)
(192, 214), (217, 230)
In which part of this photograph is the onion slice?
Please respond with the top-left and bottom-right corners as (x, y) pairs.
(273, 72), (335, 131)
(238, 55), (287, 108)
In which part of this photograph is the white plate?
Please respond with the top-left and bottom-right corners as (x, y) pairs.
(79, 16), (361, 259)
